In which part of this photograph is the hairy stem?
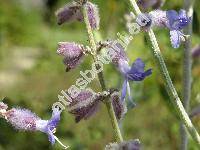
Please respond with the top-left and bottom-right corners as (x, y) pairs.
(82, 4), (123, 142)
(180, 0), (194, 149)
(129, 0), (200, 146)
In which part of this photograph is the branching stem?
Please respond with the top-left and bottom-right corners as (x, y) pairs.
(82, 4), (123, 142)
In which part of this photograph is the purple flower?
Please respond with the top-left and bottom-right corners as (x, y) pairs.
(166, 10), (191, 48)
(106, 42), (151, 102)
(35, 108), (61, 145)
(56, 1), (100, 30)
(166, 10), (190, 30)
(67, 89), (101, 123)
(147, 9), (191, 48)
(119, 58), (152, 101)
(2, 104), (68, 149)
(57, 42), (85, 71)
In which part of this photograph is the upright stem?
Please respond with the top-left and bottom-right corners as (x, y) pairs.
(82, 4), (123, 142)
(180, 0), (194, 149)
(129, 0), (200, 146)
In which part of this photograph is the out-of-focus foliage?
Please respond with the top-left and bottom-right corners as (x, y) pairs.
(0, 0), (200, 149)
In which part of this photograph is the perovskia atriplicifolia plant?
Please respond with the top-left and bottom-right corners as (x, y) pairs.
(1, 0), (200, 149)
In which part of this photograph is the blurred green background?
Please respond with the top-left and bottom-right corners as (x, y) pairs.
(0, 0), (200, 149)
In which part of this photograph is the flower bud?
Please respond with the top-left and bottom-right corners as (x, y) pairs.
(68, 89), (101, 123)
(136, 13), (152, 31)
(57, 42), (85, 71)
(6, 108), (39, 131)
(55, 1), (100, 30)
(85, 2), (100, 30)
(148, 10), (168, 28)
(107, 41), (128, 66)
(55, 2), (83, 25)
(63, 55), (83, 71)
(57, 42), (84, 58)
(111, 92), (127, 120)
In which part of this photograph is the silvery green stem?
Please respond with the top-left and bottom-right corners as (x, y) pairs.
(129, 0), (200, 146)
(180, 0), (194, 149)
(82, 4), (123, 142)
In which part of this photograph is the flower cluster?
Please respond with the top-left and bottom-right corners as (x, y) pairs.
(55, 0), (152, 148)
(67, 89), (127, 122)
(106, 41), (152, 104)
(55, 0), (152, 123)
(137, 9), (191, 48)
(56, 1), (100, 71)
(0, 101), (68, 149)
(67, 89), (101, 122)
(56, 1), (99, 30)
